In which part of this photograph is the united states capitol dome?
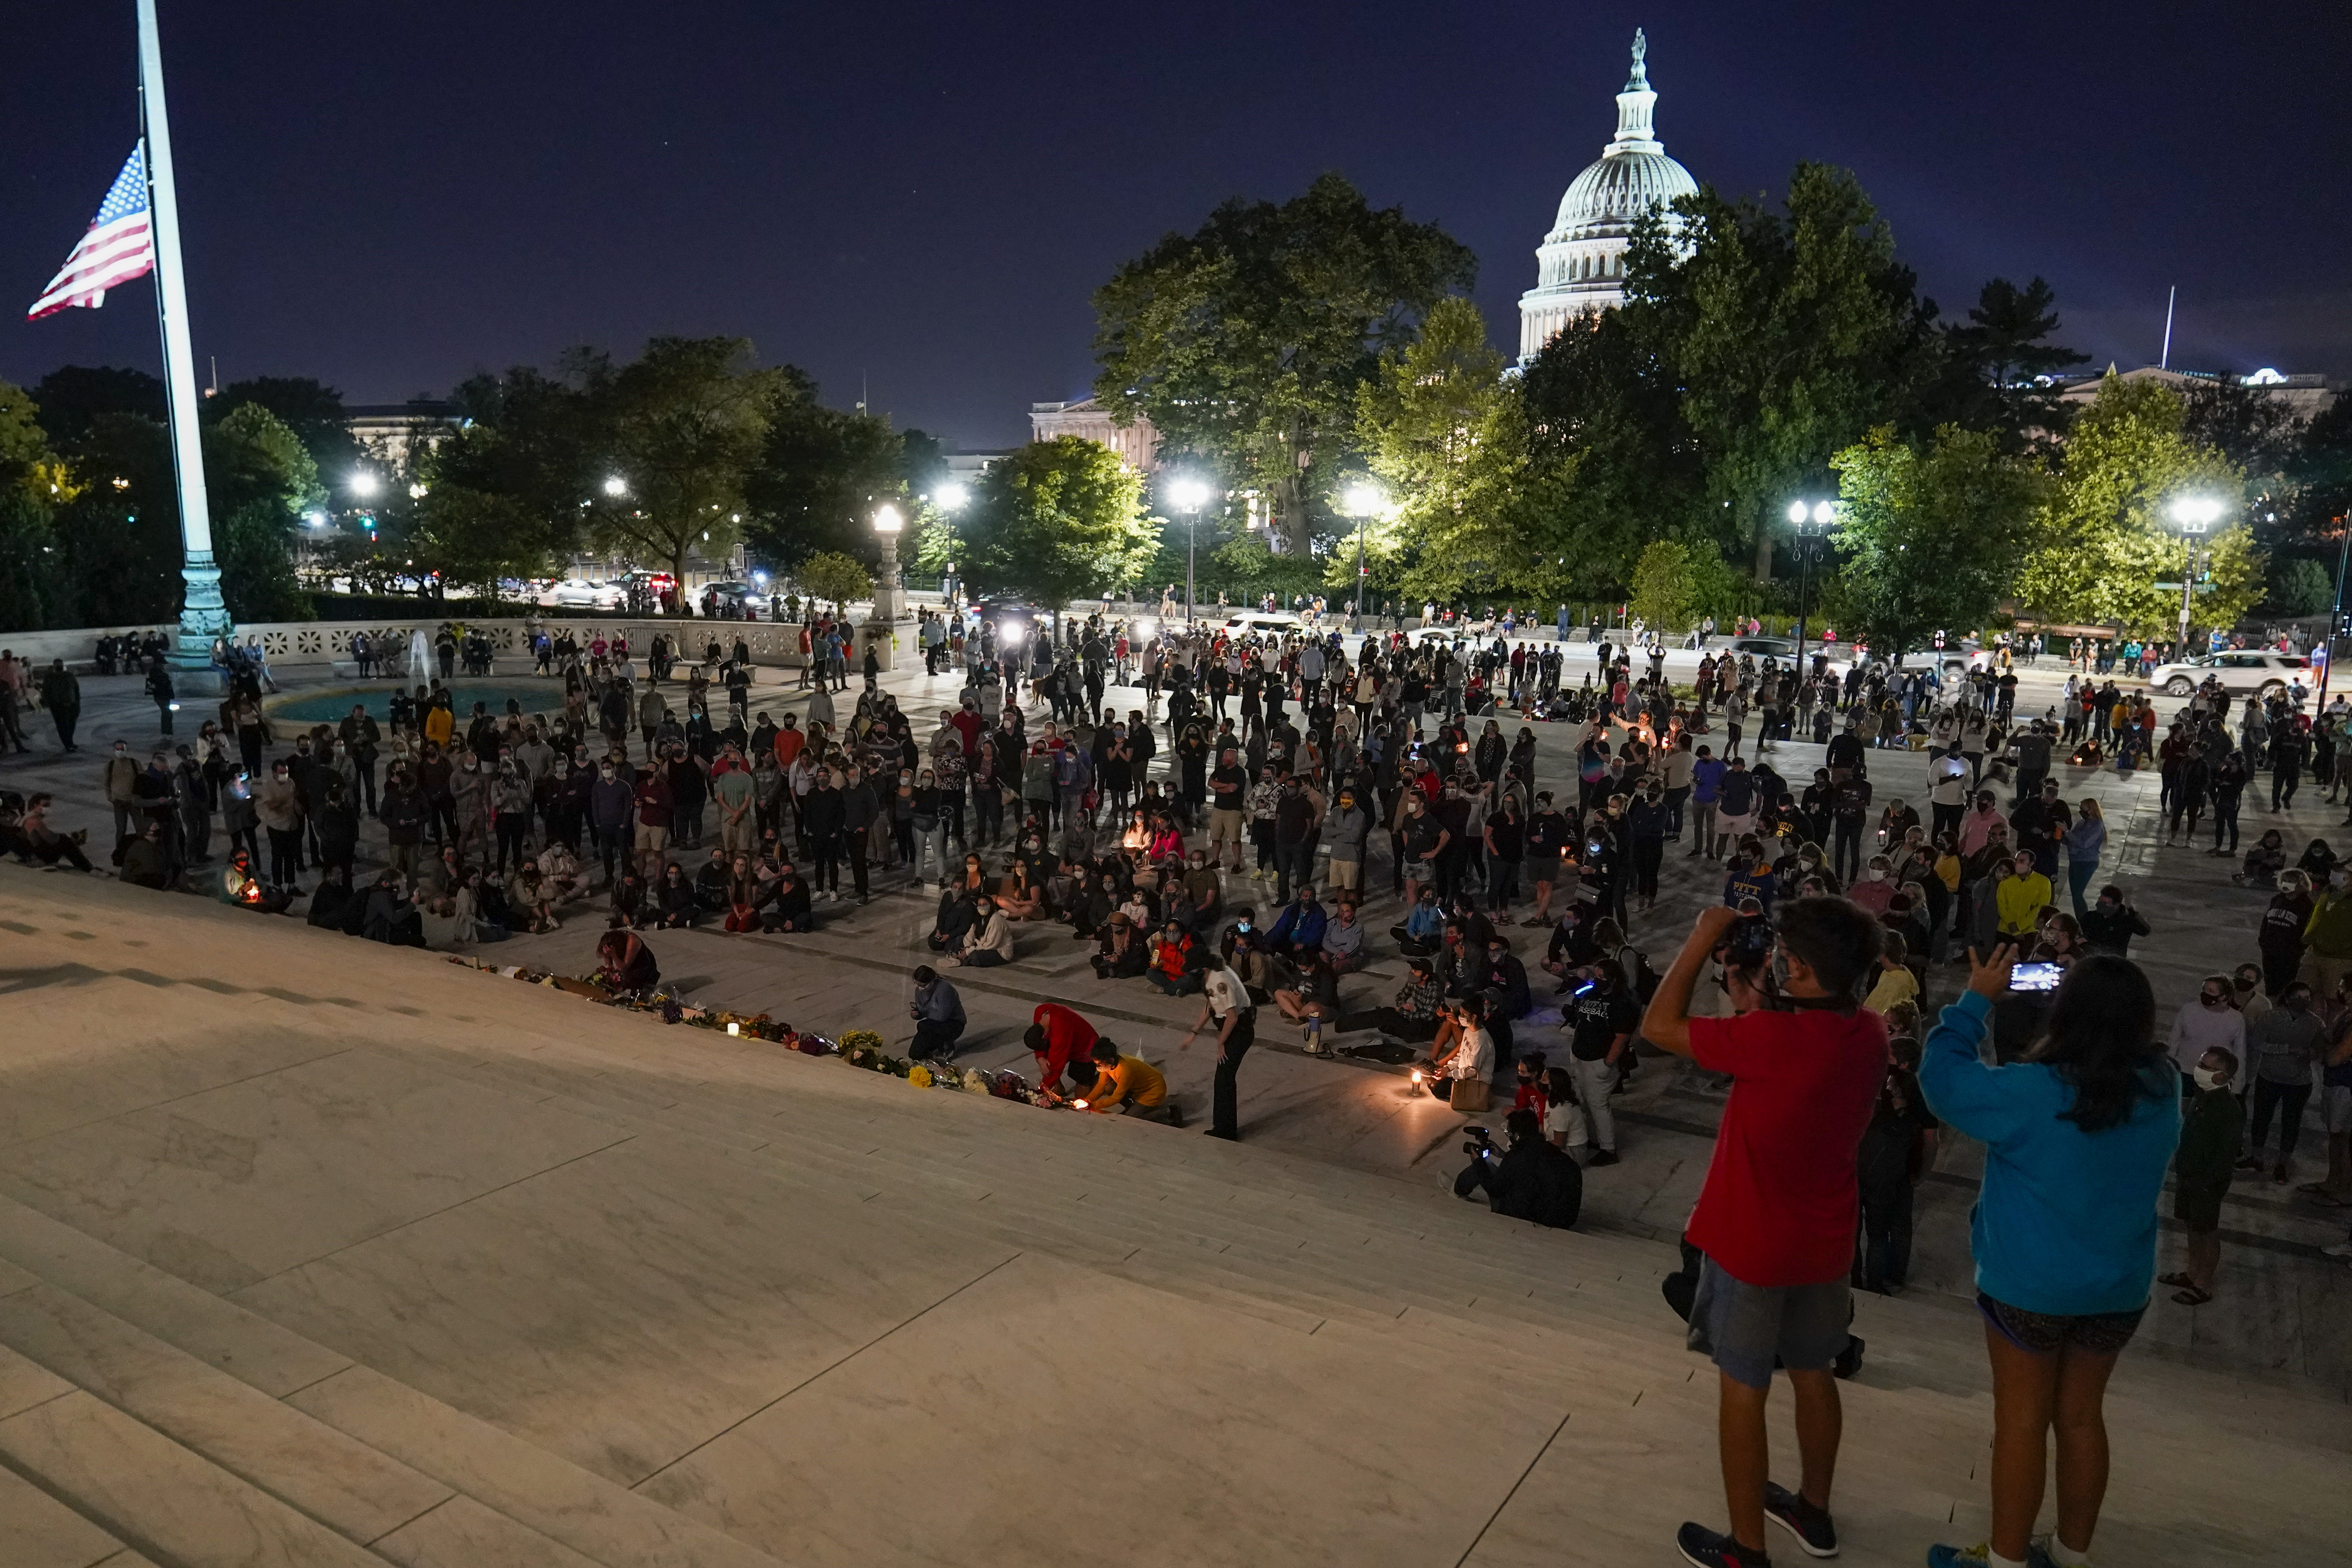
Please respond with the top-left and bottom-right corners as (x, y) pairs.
(1518, 30), (1699, 363)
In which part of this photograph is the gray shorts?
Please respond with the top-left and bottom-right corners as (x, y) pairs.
(1686, 1255), (1850, 1390)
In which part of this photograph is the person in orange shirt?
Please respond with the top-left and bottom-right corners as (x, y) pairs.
(773, 714), (805, 770)
(1076, 1039), (1183, 1125)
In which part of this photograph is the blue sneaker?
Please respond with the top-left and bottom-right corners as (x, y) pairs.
(1678, 1521), (1772, 1567)
(1926, 1544), (2060, 1568)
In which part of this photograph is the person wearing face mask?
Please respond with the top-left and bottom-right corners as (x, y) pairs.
(2303, 864), (2352, 999)
(2161, 1047), (2242, 1306)
(1846, 855), (1896, 917)
(2241, 980), (2325, 1185)
(588, 759), (635, 887)
(1992, 853), (2051, 943)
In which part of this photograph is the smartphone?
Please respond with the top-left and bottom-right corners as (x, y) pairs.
(2009, 961), (2063, 992)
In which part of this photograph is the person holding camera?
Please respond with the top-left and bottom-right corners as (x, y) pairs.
(1641, 897), (1891, 1568)
(1453, 1108), (1581, 1228)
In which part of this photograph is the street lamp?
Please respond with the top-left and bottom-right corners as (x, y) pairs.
(1342, 481), (1387, 623)
(1786, 499), (1835, 667)
(1168, 477), (1211, 625)
(2166, 495), (2226, 655)
(349, 471), (380, 498)
(602, 475), (628, 498)
(872, 502), (906, 623)
(930, 482), (970, 604)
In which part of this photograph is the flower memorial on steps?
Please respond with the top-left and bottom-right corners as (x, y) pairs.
(445, 957), (1064, 1104)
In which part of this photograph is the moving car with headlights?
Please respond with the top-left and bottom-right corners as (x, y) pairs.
(2149, 650), (2307, 698)
(544, 579), (625, 610)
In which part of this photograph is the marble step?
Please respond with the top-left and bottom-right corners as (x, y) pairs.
(0, 1434), (156, 1568)
(0, 1194), (787, 1568)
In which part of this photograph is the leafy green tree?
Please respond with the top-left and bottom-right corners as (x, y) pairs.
(29, 365), (163, 447)
(51, 413), (182, 626)
(1352, 298), (1548, 598)
(2013, 375), (2258, 638)
(1628, 540), (1696, 634)
(2280, 390), (2352, 554)
(1626, 163), (1943, 581)
(0, 379), (66, 630)
(742, 377), (910, 571)
(208, 376), (363, 482)
(2267, 557), (2332, 616)
(585, 338), (785, 602)
(1825, 424), (2045, 661)
(1935, 277), (2087, 450)
(960, 437), (1155, 615)
(1092, 172), (1475, 555)
(794, 550), (872, 615)
(205, 404), (321, 622)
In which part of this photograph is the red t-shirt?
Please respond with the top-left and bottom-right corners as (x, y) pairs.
(1686, 1006), (1889, 1287)
(1032, 1003), (1098, 1087)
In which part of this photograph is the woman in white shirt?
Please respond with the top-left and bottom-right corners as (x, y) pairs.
(1425, 995), (1496, 1099)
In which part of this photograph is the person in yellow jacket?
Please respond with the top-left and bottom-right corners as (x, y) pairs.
(2302, 868), (2352, 998)
(1992, 852), (2052, 940)
(1077, 1039), (1185, 1126)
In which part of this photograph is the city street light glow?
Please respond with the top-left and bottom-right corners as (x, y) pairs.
(1812, 501), (1835, 525)
(935, 482), (970, 511)
(1168, 477), (1210, 511)
(349, 472), (380, 497)
(602, 475), (628, 498)
(873, 503), (903, 535)
(1344, 482), (1386, 517)
(2168, 496), (2224, 533)
(1787, 500), (1807, 524)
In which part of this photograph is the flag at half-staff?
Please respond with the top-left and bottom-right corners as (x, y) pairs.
(27, 146), (155, 319)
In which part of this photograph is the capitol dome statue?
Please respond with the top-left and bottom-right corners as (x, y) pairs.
(1517, 29), (1699, 363)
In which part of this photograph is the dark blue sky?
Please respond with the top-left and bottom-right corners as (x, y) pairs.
(5, 1), (2347, 452)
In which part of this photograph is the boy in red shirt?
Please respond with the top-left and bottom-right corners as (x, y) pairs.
(1642, 899), (1889, 1568)
(1026, 1002), (1099, 1096)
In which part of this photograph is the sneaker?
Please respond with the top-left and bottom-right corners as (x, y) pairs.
(1927, 1544), (1993, 1568)
(1675, 1522), (1769, 1567)
(1586, 1149), (1620, 1167)
(1763, 1484), (1837, 1558)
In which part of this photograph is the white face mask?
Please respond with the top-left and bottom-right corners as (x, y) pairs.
(2192, 1065), (2227, 1091)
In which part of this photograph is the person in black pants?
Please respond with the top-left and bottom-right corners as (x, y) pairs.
(1185, 948), (1256, 1140)
(1628, 783), (1669, 912)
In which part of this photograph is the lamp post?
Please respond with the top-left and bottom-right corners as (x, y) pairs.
(931, 482), (969, 607)
(1168, 478), (1211, 626)
(1343, 481), (1386, 625)
(871, 502), (907, 623)
(1786, 499), (1834, 668)
(2166, 495), (2224, 657)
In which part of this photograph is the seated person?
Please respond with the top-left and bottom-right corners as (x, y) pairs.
(1452, 1108), (1582, 1229)
(537, 841), (588, 903)
(692, 849), (733, 916)
(1076, 1038), (1184, 1125)
(1180, 849), (1223, 930)
(609, 869), (651, 929)
(1390, 884), (1444, 956)
(993, 859), (1046, 921)
(928, 887), (980, 952)
(595, 928), (660, 992)
(723, 854), (768, 932)
(1422, 994), (1495, 1099)
(1065, 868), (1116, 940)
(908, 965), (966, 1059)
(1320, 899), (1367, 973)
(1147, 918), (1204, 995)
(943, 895), (1013, 968)
(1092, 911), (1151, 978)
(1235, 933), (1294, 1008)
(119, 822), (170, 889)
(308, 864), (358, 929)
(767, 863), (816, 932)
(1273, 947), (1341, 1037)
(508, 862), (560, 933)
(360, 870), (424, 945)
(654, 863), (697, 929)
(217, 849), (293, 913)
(1265, 886), (1328, 958)
(1338, 957), (1442, 1043)
(1539, 903), (1600, 990)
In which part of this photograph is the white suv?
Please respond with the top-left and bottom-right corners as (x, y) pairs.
(2151, 650), (2307, 698)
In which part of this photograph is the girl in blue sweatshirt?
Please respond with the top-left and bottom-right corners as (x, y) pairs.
(1919, 947), (2179, 1568)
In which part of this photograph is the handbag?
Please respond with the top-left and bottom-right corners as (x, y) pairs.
(1447, 1076), (1491, 1113)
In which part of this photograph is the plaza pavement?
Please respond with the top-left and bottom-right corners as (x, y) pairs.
(0, 642), (2349, 1564)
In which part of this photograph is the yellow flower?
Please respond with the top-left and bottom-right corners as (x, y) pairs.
(907, 1065), (933, 1089)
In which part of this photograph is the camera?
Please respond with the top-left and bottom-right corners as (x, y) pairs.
(1463, 1125), (1496, 1159)
(1726, 914), (1773, 966)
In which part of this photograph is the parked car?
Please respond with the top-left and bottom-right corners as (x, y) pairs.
(2150, 650), (2308, 698)
(545, 579), (624, 610)
(1222, 612), (1313, 639)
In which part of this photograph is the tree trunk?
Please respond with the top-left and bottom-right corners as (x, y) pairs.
(672, 547), (693, 615)
(1278, 469), (1309, 557)
(1751, 509), (1774, 583)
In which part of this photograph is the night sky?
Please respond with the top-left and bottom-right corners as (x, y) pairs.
(5, 2), (2347, 454)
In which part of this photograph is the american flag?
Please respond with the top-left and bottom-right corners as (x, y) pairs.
(27, 147), (154, 320)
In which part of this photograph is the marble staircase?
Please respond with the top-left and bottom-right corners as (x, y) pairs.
(0, 868), (2346, 1567)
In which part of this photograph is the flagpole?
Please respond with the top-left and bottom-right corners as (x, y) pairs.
(137, 0), (231, 674)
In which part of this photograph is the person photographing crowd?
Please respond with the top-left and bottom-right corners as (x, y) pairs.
(1641, 897), (1890, 1568)
(1452, 1108), (1581, 1228)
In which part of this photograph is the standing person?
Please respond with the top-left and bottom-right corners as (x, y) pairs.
(2241, 979), (2324, 1185)
(40, 659), (81, 751)
(2061, 800), (2104, 918)
(1640, 899), (1891, 1568)
(1560, 957), (1638, 1166)
(1917, 948), (2180, 1568)
(1183, 943), (1257, 1141)
(2160, 1047), (2240, 1307)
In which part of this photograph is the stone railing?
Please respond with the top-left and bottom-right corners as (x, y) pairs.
(1, 617), (900, 675)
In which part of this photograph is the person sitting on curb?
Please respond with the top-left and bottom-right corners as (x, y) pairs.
(1075, 1038), (1184, 1125)
(1148, 918), (1204, 994)
(1453, 1107), (1581, 1228)
(940, 895), (1014, 968)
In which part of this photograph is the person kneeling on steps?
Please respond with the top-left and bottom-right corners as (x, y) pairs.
(1076, 1038), (1185, 1126)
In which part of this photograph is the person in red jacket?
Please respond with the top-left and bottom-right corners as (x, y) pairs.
(1027, 1002), (1099, 1095)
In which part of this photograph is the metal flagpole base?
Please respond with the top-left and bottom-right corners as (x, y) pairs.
(167, 552), (234, 677)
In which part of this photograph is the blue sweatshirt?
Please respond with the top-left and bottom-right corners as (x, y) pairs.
(1918, 991), (2180, 1316)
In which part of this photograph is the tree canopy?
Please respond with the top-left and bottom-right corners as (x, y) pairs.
(1092, 172), (1474, 555)
(959, 437), (1155, 611)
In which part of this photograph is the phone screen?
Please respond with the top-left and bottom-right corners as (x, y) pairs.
(2010, 961), (2063, 992)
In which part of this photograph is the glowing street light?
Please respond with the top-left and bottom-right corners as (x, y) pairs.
(935, 482), (970, 512)
(1166, 477), (1212, 624)
(2167, 495), (2230, 650)
(602, 475), (628, 498)
(1787, 498), (1836, 667)
(1342, 482), (1387, 620)
(349, 471), (380, 498)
